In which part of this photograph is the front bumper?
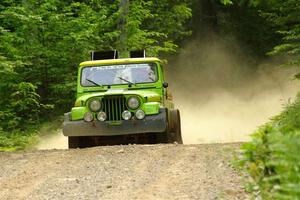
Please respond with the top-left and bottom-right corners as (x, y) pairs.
(63, 109), (167, 137)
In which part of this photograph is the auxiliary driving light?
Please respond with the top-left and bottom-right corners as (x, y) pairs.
(89, 99), (101, 112)
(97, 112), (107, 121)
(135, 109), (145, 120)
(84, 112), (94, 122)
(127, 96), (140, 109)
(122, 110), (132, 120)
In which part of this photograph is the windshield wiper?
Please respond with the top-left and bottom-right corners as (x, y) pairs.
(86, 78), (103, 87)
(148, 76), (155, 82)
(117, 77), (136, 86)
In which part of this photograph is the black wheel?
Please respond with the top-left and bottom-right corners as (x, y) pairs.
(69, 136), (96, 148)
(167, 109), (183, 144)
(68, 136), (80, 148)
(155, 132), (168, 144)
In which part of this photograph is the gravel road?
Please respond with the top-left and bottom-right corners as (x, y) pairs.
(0, 143), (248, 200)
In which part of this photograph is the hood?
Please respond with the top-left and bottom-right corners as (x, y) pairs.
(75, 88), (161, 106)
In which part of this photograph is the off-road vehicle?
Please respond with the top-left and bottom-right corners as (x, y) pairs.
(63, 50), (182, 148)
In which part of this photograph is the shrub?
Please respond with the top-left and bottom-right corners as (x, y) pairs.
(0, 82), (43, 151)
(241, 93), (300, 199)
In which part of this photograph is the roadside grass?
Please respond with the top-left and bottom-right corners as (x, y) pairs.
(239, 93), (300, 199)
(223, 144), (257, 199)
(0, 117), (63, 151)
(231, 145), (260, 199)
(0, 129), (39, 151)
(217, 144), (252, 199)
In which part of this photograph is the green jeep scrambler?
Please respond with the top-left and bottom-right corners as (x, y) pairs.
(63, 51), (182, 148)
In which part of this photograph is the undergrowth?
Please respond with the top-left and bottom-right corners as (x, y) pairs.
(0, 129), (39, 151)
(240, 93), (300, 199)
(0, 117), (63, 151)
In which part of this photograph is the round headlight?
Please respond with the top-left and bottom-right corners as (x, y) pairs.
(97, 112), (107, 121)
(127, 97), (140, 109)
(122, 110), (132, 120)
(135, 109), (145, 120)
(84, 112), (94, 122)
(89, 99), (101, 112)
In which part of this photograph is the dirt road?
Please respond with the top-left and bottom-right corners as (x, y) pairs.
(0, 143), (248, 200)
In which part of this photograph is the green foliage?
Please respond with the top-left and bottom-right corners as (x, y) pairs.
(125, 0), (192, 55)
(220, 0), (233, 5)
(0, 82), (43, 131)
(249, 0), (300, 66)
(0, 130), (38, 151)
(241, 94), (300, 199)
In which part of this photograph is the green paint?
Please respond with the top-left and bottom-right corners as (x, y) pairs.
(142, 102), (160, 115)
(71, 107), (88, 120)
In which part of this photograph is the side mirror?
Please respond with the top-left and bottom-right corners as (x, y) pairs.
(163, 82), (168, 88)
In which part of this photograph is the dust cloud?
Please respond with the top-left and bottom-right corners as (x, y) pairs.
(167, 38), (300, 144)
(35, 125), (67, 150)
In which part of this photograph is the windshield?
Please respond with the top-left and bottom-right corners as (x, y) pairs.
(81, 63), (158, 87)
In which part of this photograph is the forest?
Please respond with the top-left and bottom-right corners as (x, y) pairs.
(0, 0), (300, 198)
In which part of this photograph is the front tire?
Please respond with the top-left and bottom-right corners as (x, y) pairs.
(167, 109), (183, 144)
(68, 136), (96, 148)
(68, 136), (80, 148)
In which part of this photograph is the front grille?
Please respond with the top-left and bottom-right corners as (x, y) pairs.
(102, 96), (126, 121)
